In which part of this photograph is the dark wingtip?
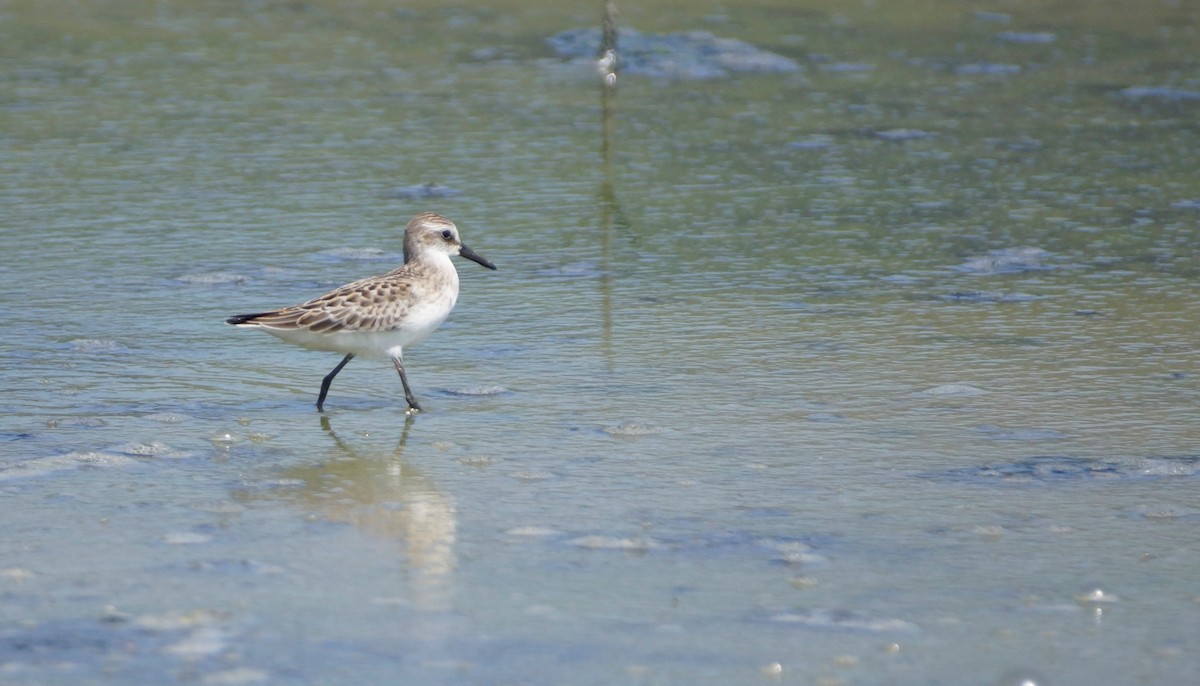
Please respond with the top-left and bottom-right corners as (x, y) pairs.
(226, 313), (262, 325)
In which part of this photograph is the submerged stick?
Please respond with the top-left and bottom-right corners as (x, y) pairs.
(598, 0), (618, 87)
(597, 1), (620, 365)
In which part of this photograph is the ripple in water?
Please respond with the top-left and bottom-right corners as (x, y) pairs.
(919, 455), (1200, 485)
(762, 608), (919, 633)
(918, 384), (989, 397)
(0, 451), (138, 480)
(175, 271), (251, 285)
(954, 247), (1054, 275)
(602, 422), (665, 436)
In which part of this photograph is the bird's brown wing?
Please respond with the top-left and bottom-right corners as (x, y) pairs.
(230, 274), (416, 333)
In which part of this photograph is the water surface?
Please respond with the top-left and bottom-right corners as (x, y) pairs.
(2, 1), (1199, 684)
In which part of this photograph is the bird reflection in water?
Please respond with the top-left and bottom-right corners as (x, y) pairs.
(270, 415), (457, 611)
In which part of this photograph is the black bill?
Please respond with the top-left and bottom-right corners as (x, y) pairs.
(459, 243), (497, 270)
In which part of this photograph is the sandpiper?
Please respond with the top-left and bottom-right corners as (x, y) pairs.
(226, 212), (496, 413)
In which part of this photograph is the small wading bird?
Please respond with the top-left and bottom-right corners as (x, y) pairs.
(226, 212), (496, 413)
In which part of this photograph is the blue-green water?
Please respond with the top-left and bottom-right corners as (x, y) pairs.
(2, 1), (1198, 684)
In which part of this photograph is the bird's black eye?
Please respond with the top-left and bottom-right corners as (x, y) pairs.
(441, 229), (454, 240)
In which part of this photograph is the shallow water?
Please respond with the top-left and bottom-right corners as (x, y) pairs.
(2, 1), (1199, 684)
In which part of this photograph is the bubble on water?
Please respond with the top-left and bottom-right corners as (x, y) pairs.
(992, 670), (1048, 686)
(1076, 588), (1119, 604)
(209, 431), (239, 447)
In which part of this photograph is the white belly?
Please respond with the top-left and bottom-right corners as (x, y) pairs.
(263, 298), (453, 358)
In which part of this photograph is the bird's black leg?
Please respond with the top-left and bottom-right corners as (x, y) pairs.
(317, 353), (355, 411)
(390, 352), (422, 413)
